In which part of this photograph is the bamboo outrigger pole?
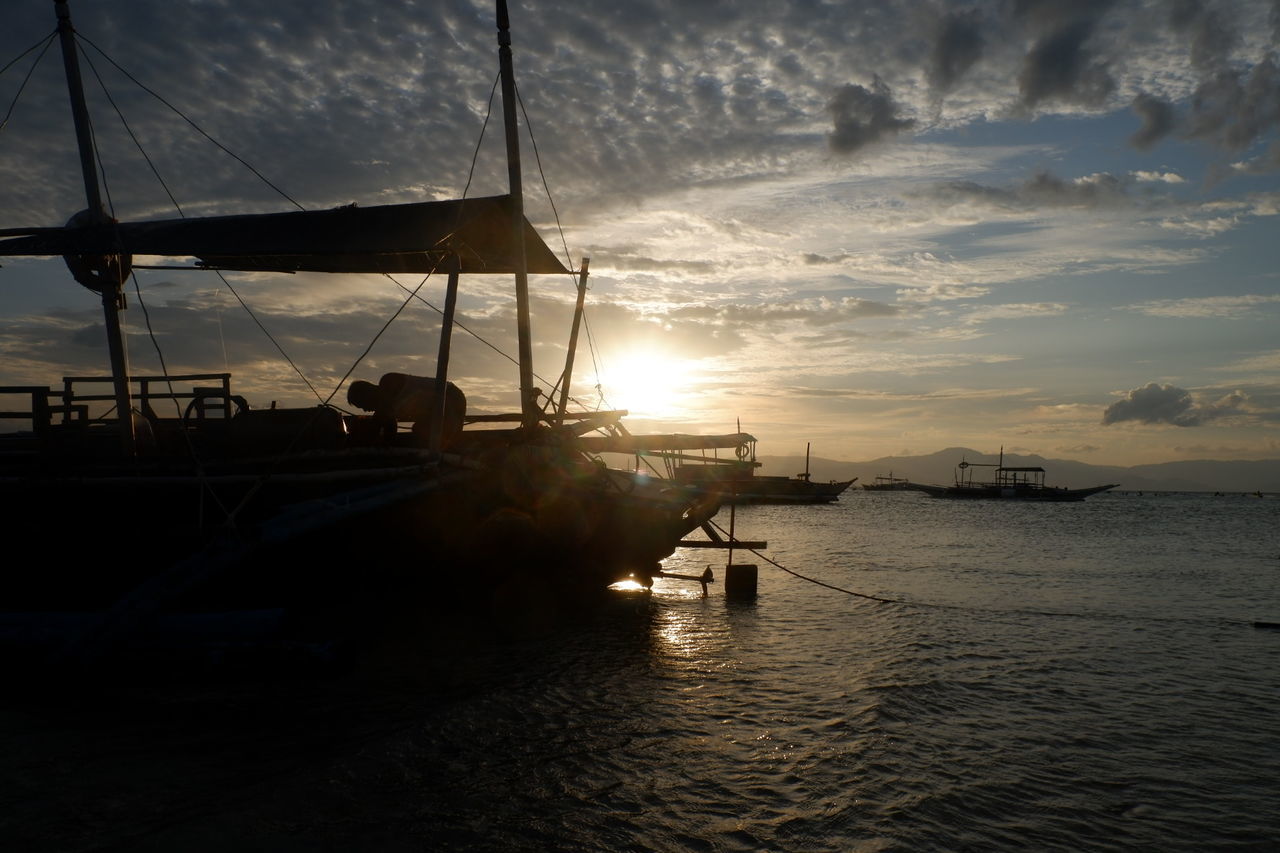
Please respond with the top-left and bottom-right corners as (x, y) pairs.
(496, 0), (538, 433)
(429, 254), (462, 454)
(555, 258), (590, 424)
(55, 0), (136, 455)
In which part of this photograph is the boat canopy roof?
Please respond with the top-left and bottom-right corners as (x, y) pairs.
(0, 194), (570, 275)
(576, 432), (756, 454)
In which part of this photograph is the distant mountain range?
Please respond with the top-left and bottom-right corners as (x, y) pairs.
(756, 447), (1280, 493)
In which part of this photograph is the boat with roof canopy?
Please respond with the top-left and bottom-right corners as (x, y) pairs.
(0, 0), (750, 667)
(914, 449), (1118, 502)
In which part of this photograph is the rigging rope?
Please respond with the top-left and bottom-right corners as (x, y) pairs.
(380, 273), (595, 409)
(80, 46), (185, 215)
(213, 271), (325, 405)
(515, 77), (620, 418)
(514, 82), (575, 275)
(703, 517), (1263, 630)
(72, 33), (333, 536)
(316, 74), (506, 412)
(0, 31), (57, 136)
(581, 310), (607, 411)
(325, 266), (443, 408)
(77, 45), (240, 526)
(459, 73), (500, 207)
(76, 33), (304, 211)
(78, 34), (324, 406)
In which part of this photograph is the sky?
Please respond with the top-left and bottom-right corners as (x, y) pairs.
(1, 0), (1278, 467)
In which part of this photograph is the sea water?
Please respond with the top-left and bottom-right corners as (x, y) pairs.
(4, 491), (1278, 850)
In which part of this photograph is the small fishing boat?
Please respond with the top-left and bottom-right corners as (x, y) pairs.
(666, 440), (855, 504)
(915, 450), (1118, 502)
(862, 472), (912, 491)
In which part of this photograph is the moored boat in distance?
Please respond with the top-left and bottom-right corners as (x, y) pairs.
(862, 472), (912, 491)
(916, 450), (1118, 502)
(665, 439), (855, 504)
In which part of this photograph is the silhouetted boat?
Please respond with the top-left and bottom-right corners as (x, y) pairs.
(862, 472), (912, 491)
(915, 450), (1118, 502)
(668, 440), (855, 504)
(0, 0), (730, 668)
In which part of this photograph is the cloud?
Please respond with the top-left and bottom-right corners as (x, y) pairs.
(3, 0), (1278, 234)
(1168, 0), (1239, 71)
(919, 169), (1135, 211)
(1231, 141), (1280, 174)
(668, 296), (903, 327)
(826, 78), (917, 155)
(960, 302), (1070, 324)
(1056, 444), (1102, 454)
(1211, 349), (1280, 375)
(1102, 381), (1248, 426)
(896, 283), (990, 304)
(1016, 18), (1116, 111)
(1185, 58), (1280, 153)
(1131, 169), (1184, 183)
(1124, 5), (1277, 162)
(926, 11), (986, 96)
(1125, 294), (1280, 318)
(1129, 93), (1178, 150)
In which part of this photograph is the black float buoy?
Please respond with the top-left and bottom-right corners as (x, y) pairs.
(724, 563), (758, 600)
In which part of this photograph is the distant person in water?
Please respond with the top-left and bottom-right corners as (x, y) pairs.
(347, 372), (465, 448)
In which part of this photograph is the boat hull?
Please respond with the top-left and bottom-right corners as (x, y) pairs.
(0, 441), (717, 667)
(680, 476), (855, 505)
(914, 482), (1118, 501)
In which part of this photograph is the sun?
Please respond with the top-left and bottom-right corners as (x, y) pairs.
(598, 348), (688, 417)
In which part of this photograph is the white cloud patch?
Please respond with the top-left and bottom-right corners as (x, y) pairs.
(1125, 294), (1280, 318)
(1131, 170), (1185, 183)
(1211, 349), (1280, 375)
(961, 302), (1071, 324)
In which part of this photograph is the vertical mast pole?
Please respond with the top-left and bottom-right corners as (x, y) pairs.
(55, 0), (135, 455)
(555, 257), (589, 424)
(496, 0), (537, 432)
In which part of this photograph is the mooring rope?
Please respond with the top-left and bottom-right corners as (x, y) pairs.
(703, 518), (1271, 630)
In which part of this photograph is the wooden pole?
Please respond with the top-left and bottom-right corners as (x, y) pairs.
(496, 1), (537, 432)
(55, 0), (135, 455)
(555, 257), (589, 424)
(430, 255), (461, 454)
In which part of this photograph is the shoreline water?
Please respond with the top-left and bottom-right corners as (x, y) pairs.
(4, 490), (1278, 851)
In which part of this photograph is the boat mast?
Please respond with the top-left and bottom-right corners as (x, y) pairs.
(496, 0), (537, 432)
(55, 0), (136, 454)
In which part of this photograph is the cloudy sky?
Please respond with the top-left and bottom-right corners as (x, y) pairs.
(2, 0), (1278, 466)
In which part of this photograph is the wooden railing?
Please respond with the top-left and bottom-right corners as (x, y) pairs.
(1, 373), (236, 434)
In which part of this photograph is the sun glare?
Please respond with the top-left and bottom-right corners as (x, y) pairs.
(599, 349), (688, 416)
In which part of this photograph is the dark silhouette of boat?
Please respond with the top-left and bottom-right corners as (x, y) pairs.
(668, 440), (855, 504)
(862, 472), (912, 491)
(0, 1), (734, 667)
(915, 450), (1118, 502)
